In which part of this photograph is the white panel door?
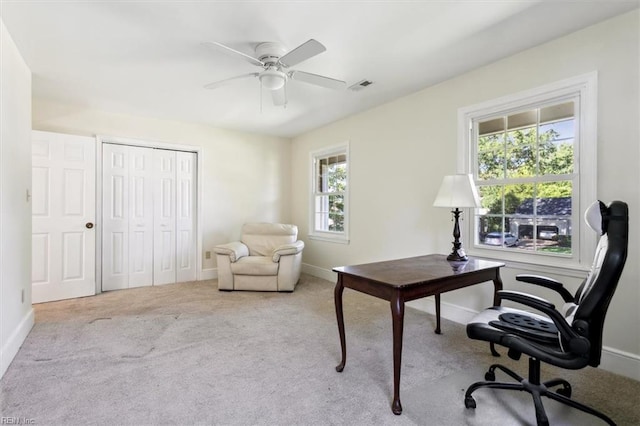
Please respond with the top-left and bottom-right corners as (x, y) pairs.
(153, 149), (177, 285)
(128, 146), (154, 287)
(32, 130), (96, 303)
(176, 152), (197, 282)
(102, 143), (130, 291)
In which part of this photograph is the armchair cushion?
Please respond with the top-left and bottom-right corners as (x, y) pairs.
(231, 256), (278, 276)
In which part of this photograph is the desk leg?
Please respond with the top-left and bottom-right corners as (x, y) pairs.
(434, 293), (441, 334)
(335, 276), (347, 372)
(390, 291), (405, 415)
(490, 272), (504, 357)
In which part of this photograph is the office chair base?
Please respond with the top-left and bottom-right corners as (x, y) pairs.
(464, 358), (615, 426)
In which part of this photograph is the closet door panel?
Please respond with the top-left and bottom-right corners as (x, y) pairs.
(176, 152), (197, 282)
(128, 146), (154, 287)
(153, 149), (177, 285)
(102, 144), (130, 291)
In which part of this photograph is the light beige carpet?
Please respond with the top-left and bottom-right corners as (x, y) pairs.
(2, 274), (639, 425)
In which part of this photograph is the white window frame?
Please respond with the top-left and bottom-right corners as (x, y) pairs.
(457, 72), (597, 272)
(309, 142), (350, 244)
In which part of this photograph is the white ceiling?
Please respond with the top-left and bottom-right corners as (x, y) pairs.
(2, 1), (638, 138)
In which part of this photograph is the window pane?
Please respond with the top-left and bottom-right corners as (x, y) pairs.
(478, 117), (505, 135)
(504, 183), (534, 215)
(477, 133), (505, 180)
(507, 110), (537, 130)
(539, 119), (574, 140)
(536, 217), (572, 255)
(540, 102), (574, 124)
(315, 195), (329, 231)
(328, 194), (344, 231)
(478, 185), (502, 213)
(510, 185), (572, 254)
(505, 127), (535, 178)
(537, 181), (573, 203)
(317, 156), (347, 193)
(538, 120), (574, 175)
(326, 162), (346, 193)
(328, 213), (344, 232)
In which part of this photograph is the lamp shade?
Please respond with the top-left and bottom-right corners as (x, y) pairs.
(259, 68), (286, 90)
(433, 174), (481, 208)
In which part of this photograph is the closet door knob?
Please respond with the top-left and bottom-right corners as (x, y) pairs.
(86, 222), (94, 229)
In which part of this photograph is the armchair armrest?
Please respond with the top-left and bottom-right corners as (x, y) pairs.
(213, 241), (249, 263)
(516, 274), (574, 303)
(498, 290), (589, 354)
(272, 240), (305, 262)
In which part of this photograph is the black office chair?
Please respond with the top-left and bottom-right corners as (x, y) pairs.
(464, 200), (628, 426)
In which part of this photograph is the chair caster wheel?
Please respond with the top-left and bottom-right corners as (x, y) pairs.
(484, 370), (495, 381)
(557, 386), (572, 398)
(464, 396), (476, 409)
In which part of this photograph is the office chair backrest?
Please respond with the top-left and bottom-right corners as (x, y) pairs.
(571, 200), (628, 367)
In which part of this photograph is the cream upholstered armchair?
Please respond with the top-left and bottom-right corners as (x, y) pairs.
(213, 223), (305, 292)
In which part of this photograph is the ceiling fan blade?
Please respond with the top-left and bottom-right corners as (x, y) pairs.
(203, 42), (264, 67)
(278, 39), (326, 67)
(289, 70), (346, 90)
(203, 73), (259, 90)
(271, 86), (287, 106)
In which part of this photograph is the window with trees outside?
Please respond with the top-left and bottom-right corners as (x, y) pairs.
(460, 73), (597, 265)
(475, 100), (576, 255)
(310, 145), (348, 242)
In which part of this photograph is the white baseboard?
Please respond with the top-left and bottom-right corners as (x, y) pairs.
(1, 308), (34, 379)
(303, 264), (640, 380)
(200, 268), (217, 280)
(302, 263), (337, 283)
(600, 346), (640, 381)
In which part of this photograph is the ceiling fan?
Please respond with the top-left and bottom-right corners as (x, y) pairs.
(203, 39), (346, 106)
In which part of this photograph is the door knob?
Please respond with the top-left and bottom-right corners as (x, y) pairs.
(86, 222), (94, 229)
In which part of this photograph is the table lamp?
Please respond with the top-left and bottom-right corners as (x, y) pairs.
(433, 174), (481, 261)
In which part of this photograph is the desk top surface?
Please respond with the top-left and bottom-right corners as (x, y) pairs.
(333, 254), (504, 287)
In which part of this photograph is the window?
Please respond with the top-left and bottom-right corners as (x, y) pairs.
(475, 100), (576, 255)
(459, 73), (597, 267)
(310, 144), (349, 243)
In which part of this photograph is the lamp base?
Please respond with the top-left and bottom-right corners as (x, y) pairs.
(446, 248), (468, 262)
(446, 207), (468, 262)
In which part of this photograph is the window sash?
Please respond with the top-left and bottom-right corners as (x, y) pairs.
(471, 99), (578, 257)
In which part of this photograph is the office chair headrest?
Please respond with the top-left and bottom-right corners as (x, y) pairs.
(585, 200), (628, 236)
(585, 200), (607, 235)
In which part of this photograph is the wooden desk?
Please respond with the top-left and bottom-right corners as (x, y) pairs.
(333, 254), (504, 415)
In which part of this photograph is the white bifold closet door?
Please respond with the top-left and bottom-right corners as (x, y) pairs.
(102, 144), (196, 290)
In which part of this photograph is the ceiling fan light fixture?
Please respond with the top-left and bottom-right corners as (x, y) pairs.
(260, 68), (286, 90)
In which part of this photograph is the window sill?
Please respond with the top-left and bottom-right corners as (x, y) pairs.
(468, 246), (589, 278)
(308, 233), (350, 245)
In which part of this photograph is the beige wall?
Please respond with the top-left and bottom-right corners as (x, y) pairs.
(291, 10), (640, 377)
(1, 20), (34, 377)
(32, 100), (292, 273)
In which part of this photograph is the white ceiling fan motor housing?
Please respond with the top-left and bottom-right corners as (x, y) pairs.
(255, 42), (287, 66)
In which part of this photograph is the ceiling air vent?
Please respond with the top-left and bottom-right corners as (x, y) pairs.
(349, 79), (374, 91)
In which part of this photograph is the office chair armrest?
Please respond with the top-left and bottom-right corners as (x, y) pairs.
(498, 290), (581, 342)
(516, 274), (574, 302)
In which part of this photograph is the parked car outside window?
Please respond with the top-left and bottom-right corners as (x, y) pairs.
(484, 232), (519, 247)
